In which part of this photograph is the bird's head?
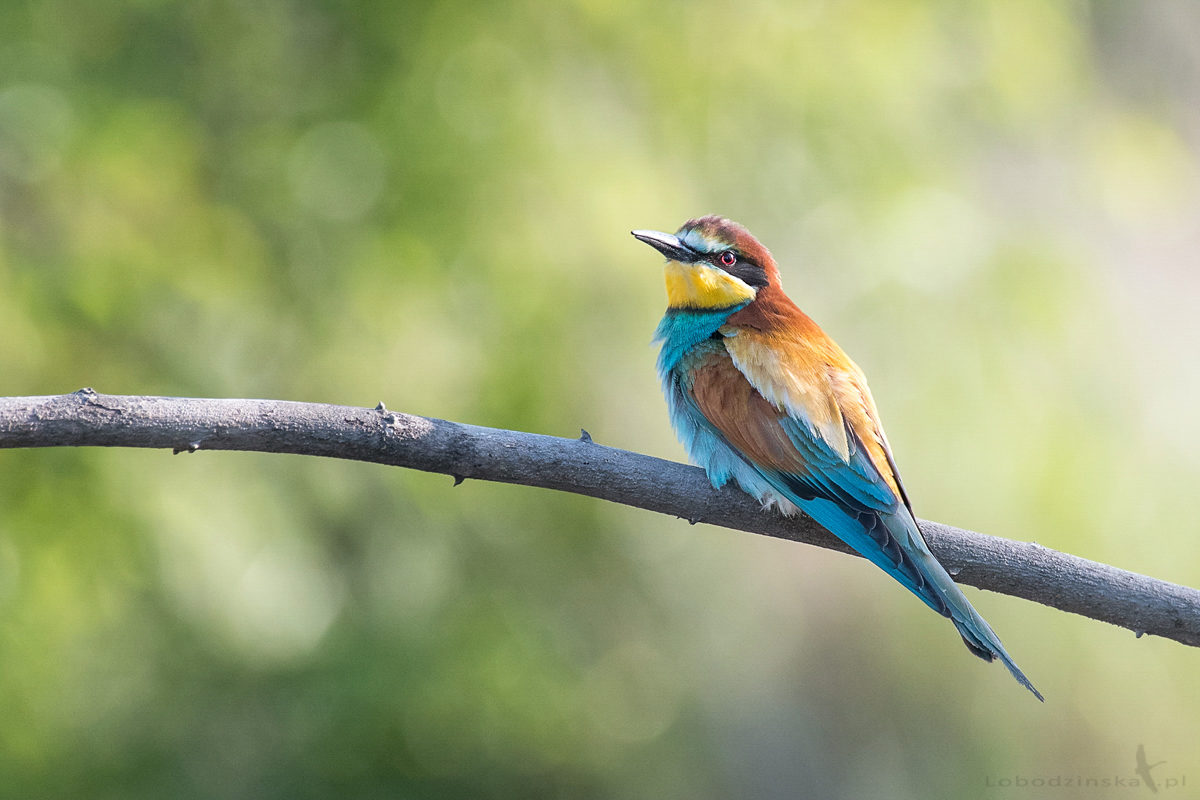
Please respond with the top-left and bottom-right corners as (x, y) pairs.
(632, 215), (778, 311)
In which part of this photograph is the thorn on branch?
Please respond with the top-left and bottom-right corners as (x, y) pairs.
(375, 401), (387, 412)
(173, 441), (203, 455)
(452, 474), (465, 486)
(75, 388), (123, 413)
(579, 429), (593, 443)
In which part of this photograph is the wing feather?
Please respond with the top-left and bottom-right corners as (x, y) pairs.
(688, 351), (902, 522)
(687, 340), (949, 616)
(722, 326), (908, 504)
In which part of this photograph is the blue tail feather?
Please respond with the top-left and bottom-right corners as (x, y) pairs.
(797, 497), (1043, 701)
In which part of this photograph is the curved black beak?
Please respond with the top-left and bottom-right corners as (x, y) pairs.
(631, 229), (697, 263)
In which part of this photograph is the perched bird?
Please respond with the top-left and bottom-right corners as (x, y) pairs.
(633, 216), (1041, 700)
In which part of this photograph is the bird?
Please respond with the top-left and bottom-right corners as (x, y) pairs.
(1135, 745), (1166, 792)
(632, 215), (1042, 700)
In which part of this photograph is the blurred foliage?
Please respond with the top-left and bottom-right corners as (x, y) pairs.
(2, 0), (1200, 797)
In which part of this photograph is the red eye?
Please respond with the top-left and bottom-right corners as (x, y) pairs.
(720, 251), (736, 267)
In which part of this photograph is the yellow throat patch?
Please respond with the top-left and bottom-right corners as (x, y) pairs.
(663, 260), (757, 310)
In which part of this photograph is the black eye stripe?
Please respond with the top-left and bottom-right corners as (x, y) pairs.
(712, 253), (769, 288)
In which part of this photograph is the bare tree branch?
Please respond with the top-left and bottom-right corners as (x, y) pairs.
(2, 389), (1197, 647)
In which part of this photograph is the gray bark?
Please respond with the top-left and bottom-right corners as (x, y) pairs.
(2, 389), (1197, 647)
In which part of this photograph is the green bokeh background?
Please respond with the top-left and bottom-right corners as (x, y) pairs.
(2, 1), (1198, 797)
